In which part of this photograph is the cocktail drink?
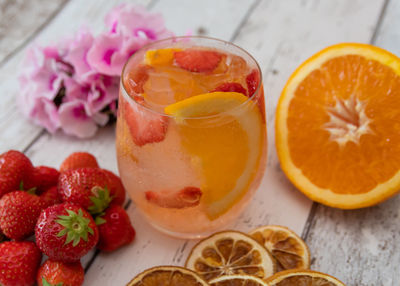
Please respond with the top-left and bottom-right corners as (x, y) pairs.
(116, 37), (267, 238)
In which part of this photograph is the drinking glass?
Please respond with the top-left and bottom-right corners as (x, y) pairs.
(116, 36), (267, 238)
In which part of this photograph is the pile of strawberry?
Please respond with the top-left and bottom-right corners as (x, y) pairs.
(0, 150), (136, 286)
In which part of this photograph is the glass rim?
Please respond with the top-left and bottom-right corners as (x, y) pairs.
(120, 35), (263, 120)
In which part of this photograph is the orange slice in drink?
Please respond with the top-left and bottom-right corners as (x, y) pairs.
(165, 92), (265, 219)
(127, 266), (209, 286)
(265, 269), (345, 286)
(145, 48), (181, 66)
(276, 43), (400, 208)
(249, 225), (310, 272)
(209, 274), (270, 286)
(185, 230), (275, 282)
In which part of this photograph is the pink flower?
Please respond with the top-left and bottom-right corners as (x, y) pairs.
(65, 29), (96, 82)
(31, 97), (60, 133)
(107, 5), (173, 40)
(59, 100), (108, 138)
(64, 75), (119, 115)
(86, 32), (127, 76)
(87, 5), (174, 76)
(17, 4), (173, 138)
(17, 45), (72, 133)
(19, 45), (67, 101)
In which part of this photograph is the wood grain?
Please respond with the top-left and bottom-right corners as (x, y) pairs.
(84, 0), (385, 285)
(305, 1), (400, 285)
(374, 0), (400, 55)
(0, 0), (68, 64)
(306, 198), (400, 285)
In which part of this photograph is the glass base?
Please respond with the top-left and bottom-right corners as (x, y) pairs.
(148, 219), (234, 240)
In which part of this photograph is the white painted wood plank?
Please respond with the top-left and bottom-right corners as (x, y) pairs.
(375, 0), (400, 56)
(306, 199), (400, 285)
(305, 1), (400, 284)
(84, 1), (385, 285)
(0, 0), (151, 152)
(152, 0), (256, 40)
(0, 0), (67, 63)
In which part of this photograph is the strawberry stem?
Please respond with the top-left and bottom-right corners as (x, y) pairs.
(56, 209), (94, 247)
(88, 186), (113, 215)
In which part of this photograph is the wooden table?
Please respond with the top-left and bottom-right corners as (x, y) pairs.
(1, 0), (399, 285)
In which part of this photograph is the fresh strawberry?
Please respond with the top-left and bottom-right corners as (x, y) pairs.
(96, 205), (135, 252)
(60, 152), (99, 173)
(101, 169), (126, 205)
(35, 203), (99, 263)
(246, 69), (261, 97)
(0, 150), (35, 198)
(174, 49), (222, 72)
(123, 64), (153, 95)
(0, 230), (6, 242)
(0, 191), (44, 240)
(145, 186), (202, 209)
(123, 96), (168, 147)
(213, 82), (247, 96)
(37, 259), (84, 286)
(0, 241), (42, 286)
(40, 186), (61, 208)
(33, 166), (60, 193)
(58, 168), (116, 215)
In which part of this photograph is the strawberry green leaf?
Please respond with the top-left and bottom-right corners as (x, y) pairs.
(88, 186), (113, 215)
(42, 277), (63, 286)
(95, 215), (107, 225)
(55, 208), (95, 247)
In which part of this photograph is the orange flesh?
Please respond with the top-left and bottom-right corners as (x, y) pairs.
(288, 55), (400, 194)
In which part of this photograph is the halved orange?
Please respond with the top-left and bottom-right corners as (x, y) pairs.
(166, 92), (265, 219)
(276, 43), (400, 208)
(209, 274), (270, 286)
(126, 266), (209, 286)
(185, 230), (275, 282)
(265, 269), (345, 286)
(249, 225), (310, 272)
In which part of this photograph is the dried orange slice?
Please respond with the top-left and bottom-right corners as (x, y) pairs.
(276, 43), (400, 208)
(185, 230), (275, 282)
(265, 269), (345, 286)
(126, 266), (209, 286)
(166, 92), (265, 219)
(209, 274), (270, 286)
(249, 225), (310, 272)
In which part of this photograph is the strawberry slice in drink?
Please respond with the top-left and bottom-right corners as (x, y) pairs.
(123, 64), (153, 95)
(122, 96), (169, 147)
(213, 82), (247, 96)
(246, 69), (266, 120)
(174, 49), (223, 73)
(145, 187), (202, 209)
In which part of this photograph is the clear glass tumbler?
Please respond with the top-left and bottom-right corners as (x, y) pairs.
(116, 36), (267, 238)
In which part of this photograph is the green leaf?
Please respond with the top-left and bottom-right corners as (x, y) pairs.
(57, 228), (68, 237)
(42, 277), (63, 286)
(19, 181), (24, 190)
(26, 187), (37, 195)
(55, 207), (94, 247)
(65, 231), (75, 245)
(88, 187), (112, 215)
(95, 216), (107, 225)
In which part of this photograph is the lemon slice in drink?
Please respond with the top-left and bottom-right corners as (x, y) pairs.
(165, 92), (265, 219)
